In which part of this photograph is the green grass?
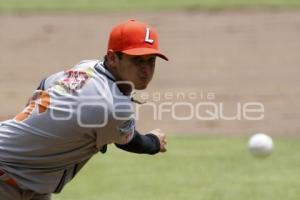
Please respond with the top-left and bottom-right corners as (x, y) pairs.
(0, 0), (300, 13)
(53, 136), (300, 200)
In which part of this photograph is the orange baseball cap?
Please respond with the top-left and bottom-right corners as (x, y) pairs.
(107, 19), (168, 61)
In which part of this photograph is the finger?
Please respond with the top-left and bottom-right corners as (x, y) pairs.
(160, 141), (167, 152)
(160, 147), (167, 153)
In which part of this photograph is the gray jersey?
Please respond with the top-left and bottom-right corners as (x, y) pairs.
(0, 60), (135, 193)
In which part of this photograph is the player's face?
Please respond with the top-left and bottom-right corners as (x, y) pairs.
(115, 53), (156, 90)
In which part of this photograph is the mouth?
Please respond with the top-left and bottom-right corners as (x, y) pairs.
(140, 77), (149, 81)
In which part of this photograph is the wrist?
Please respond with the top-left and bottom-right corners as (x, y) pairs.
(145, 133), (161, 154)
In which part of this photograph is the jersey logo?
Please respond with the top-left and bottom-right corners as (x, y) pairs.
(15, 90), (50, 122)
(144, 27), (154, 44)
(58, 70), (90, 93)
(118, 118), (135, 142)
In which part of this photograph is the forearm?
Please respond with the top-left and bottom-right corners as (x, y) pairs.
(115, 130), (160, 155)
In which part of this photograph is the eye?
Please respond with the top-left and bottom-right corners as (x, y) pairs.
(131, 56), (155, 67)
(131, 57), (143, 66)
(148, 57), (156, 65)
(146, 57), (156, 67)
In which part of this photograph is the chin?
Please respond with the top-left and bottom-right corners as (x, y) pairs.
(135, 84), (148, 90)
(134, 79), (151, 90)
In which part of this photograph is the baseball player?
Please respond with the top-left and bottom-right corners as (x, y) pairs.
(0, 19), (168, 200)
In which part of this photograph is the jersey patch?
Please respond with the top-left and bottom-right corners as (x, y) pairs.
(57, 69), (91, 93)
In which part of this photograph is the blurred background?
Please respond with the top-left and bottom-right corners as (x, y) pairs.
(0, 0), (300, 200)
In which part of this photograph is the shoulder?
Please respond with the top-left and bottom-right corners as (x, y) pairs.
(42, 60), (99, 90)
(73, 59), (99, 70)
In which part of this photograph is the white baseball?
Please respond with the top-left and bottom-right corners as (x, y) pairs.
(248, 133), (274, 157)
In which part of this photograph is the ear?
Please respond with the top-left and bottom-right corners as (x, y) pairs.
(106, 49), (117, 68)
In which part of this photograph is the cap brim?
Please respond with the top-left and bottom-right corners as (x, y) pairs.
(122, 48), (169, 61)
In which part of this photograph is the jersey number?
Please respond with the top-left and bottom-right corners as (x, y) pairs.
(15, 91), (50, 122)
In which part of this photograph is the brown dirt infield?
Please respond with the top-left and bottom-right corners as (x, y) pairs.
(0, 11), (300, 136)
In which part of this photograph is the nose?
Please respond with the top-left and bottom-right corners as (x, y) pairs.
(140, 65), (153, 77)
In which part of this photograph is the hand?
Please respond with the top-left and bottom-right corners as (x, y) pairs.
(150, 129), (167, 153)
